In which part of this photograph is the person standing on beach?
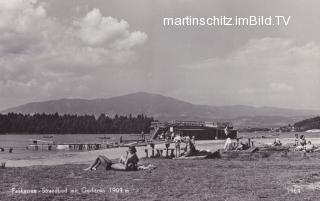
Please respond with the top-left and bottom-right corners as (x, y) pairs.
(224, 137), (233, 151)
(173, 134), (182, 157)
(191, 136), (196, 144)
(171, 132), (175, 140)
(294, 134), (299, 146)
(141, 131), (145, 142)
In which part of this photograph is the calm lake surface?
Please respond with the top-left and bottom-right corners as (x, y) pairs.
(0, 134), (140, 149)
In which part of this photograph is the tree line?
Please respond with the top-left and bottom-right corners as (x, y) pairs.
(294, 116), (320, 131)
(0, 113), (154, 134)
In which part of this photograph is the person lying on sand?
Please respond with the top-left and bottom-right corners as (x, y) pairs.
(179, 139), (213, 158)
(224, 138), (250, 151)
(84, 146), (139, 171)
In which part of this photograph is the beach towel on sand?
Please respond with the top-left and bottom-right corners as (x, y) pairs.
(108, 163), (156, 171)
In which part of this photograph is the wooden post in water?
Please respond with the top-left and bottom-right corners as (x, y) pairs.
(248, 138), (251, 148)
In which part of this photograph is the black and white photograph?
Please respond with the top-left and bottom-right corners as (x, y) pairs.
(1, 0), (320, 200)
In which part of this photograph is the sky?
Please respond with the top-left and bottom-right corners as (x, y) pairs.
(0, 0), (320, 110)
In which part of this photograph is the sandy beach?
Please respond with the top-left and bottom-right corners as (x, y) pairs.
(2, 136), (320, 200)
(3, 136), (320, 167)
(2, 152), (320, 201)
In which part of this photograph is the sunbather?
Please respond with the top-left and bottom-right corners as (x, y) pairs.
(84, 146), (139, 171)
(305, 141), (316, 153)
(273, 138), (282, 146)
(294, 136), (307, 151)
(181, 138), (198, 157)
(300, 135), (307, 146)
(238, 141), (250, 150)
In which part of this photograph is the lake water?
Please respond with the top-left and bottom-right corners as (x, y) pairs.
(0, 134), (143, 150)
(0, 134), (144, 163)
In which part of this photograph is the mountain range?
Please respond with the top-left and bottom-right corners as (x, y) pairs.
(1, 92), (319, 128)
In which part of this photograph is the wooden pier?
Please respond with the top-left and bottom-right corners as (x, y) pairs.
(27, 141), (119, 151)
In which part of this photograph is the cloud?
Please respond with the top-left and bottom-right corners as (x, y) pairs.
(0, 3), (147, 106)
(239, 82), (293, 95)
(268, 82), (293, 93)
(113, 31), (147, 50)
(175, 37), (320, 108)
(77, 8), (129, 45)
(0, 0), (49, 54)
(76, 8), (147, 49)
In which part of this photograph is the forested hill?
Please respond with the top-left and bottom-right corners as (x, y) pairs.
(0, 113), (153, 134)
(294, 116), (320, 131)
(2, 92), (320, 127)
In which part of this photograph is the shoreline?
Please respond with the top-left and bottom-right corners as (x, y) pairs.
(2, 140), (224, 167)
(3, 137), (320, 168)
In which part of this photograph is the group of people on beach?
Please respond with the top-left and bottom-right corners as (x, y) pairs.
(223, 137), (250, 151)
(84, 133), (201, 172)
(293, 133), (317, 152)
(271, 133), (318, 152)
(84, 132), (320, 172)
(172, 134), (197, 157)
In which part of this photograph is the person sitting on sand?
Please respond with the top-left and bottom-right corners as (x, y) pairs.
(181, 137), (198, 157)
(294, 136), (306, 151)
(236, 141), (250, 151)
(84, 146), (139, 171)
(235, 141), (245, 151)
(300, 135), (307, 146)
(305, 141), (316, 153)
(273, 138), (282, 146)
